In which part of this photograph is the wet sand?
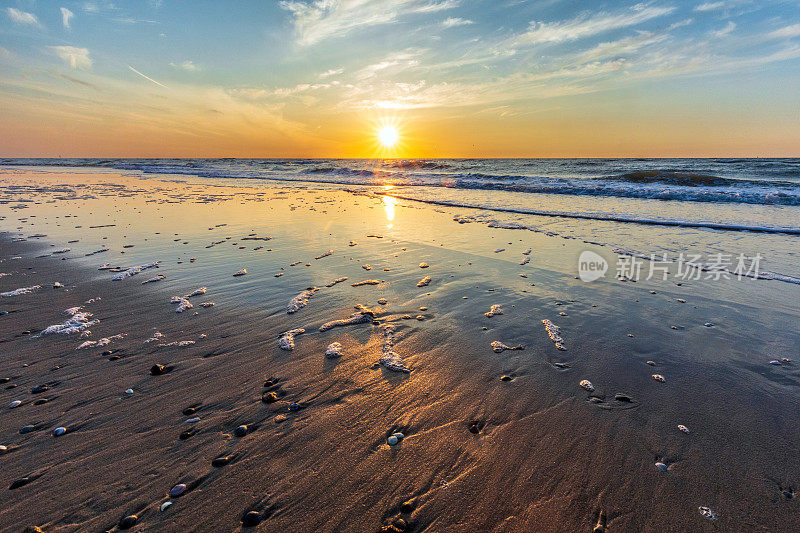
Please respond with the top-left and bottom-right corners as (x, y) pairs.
(1, 168), (799, 532)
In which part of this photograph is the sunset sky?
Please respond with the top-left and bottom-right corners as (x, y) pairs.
(1, 0), (799, 157)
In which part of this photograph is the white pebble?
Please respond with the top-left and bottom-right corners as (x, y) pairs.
(160, 501), (173, 512)
(698, 506), (717, 521)
(125, 389), (134, 395)
(678, 425), (690, 433)
(9, 400), (22, 408)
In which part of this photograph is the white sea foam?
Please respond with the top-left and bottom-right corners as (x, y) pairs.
(280, 328), (305, 350)
(42, 308), (99, 335)
(1, 285), (41, 297)
(485, 304), (503, 318)
(142, 274), (166, 284)
(380, 325), (409, 373)
(319, 305), (374, 331)
(352, 279), (380, 286)
(77, 334), (123, 349)
(325, 277), (348, 287)
(112, 261), (160, 281)
(287, 287), (319, 314)
(315, 250), (334, 260)
(491, 341), (524, 353)
(542, 319), (566, 350)
(170, 297), (193, 313)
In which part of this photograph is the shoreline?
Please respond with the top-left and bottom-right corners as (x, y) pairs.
(1, 168), (799, 531)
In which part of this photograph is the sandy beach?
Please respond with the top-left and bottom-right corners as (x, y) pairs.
(0, 167), (797, 531)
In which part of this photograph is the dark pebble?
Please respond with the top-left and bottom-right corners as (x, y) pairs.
(6, 384), (17, 389)
(109, 355), (120, 361)
(242, 511), (261, 527)
(393, 518), (408, 530)
(288, 402), (300, 412)
(234, 425), (249, 437)
(150, 364), (166, 376)
(0, 377), (10, 383)
(262, 392), (279, 403)
(179, 428), (196, 440)
(468, 421), (485, 434)
(183, 406), (198, 416)
(118, 514), (138, 529)
(20, 425), (36, 434)
(31, 385), (49, 394)
(211, 456), (230, 468)
(614, 394), (632, 403)
(264, 378), (279, 387)
(10, 477), (34, 489)
(33, 398), (49, 406)
(400, 500), (416, 513)
(500, 375), (512, 381)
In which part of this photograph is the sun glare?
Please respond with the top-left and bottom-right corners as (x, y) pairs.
(377, 126), (399, 148)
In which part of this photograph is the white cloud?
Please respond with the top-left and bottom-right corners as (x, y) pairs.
(61, 7), (74, 29)
(577, 32), (667, 62)
(6, 8), (41, 27)
(280, 0), (460, 45)
(49, 46), (93, 70)
(768, 24), (800, 40)
(713, 21), (736, 38)
(517, 5), (675, 44)
(319, 68), (344, 78)
(170, 60), (200, 71)
(442, 17), (473, 28)
(694, 2), (726, 11)
(0, 47), (13, 61)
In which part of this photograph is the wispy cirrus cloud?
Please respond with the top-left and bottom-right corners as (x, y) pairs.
(713, 21), (736, 38)
(517, 4), (675, 45)
(6, 7), (42, 27)
(49, 46), (92, 69)
(60, 7), (74, 29)
(442, 17), (473, 28)
(319, 68), (344, 78)
(768, 24), (800, 39)
(694, 1), (726, 11)
(170, 60), (200, 71)
(279, 0), (460, 45)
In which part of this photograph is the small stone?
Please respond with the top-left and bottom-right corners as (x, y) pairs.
(9, 400), (22, 408)
(579, 379), (594, 392)
(150, 364), (166, 376)
(179, 428), (196, 440)
(655, 461), (668, 472)
(704, 322), (714, 327)
(212, 456), (231, 467)
(52, 427), (67, 437)
(275, 414), (287, 423)
(614, 393), (632, 402)
(262, 392), (279, 403)
(0, 377), (10, 384)
(242, 511), (261, 527)
(769, 360), (782, 366)
(20, 425), (36, 434)
(0, 445), (7, 454)
(160, 501), (173, 512)
(400, 500), (416, 513)
(500, 375), (512, 382)
(646, 360), (656, 366)
(678, 425), (690, 433)
(652, 374), (666, 383)
(10, 477), (35, 489)
(53, 282), (63, 289)
(234, 425), (249, 437)
(185, 417), (200, 424)
(118, 515), (138, 529)
(288, 402), (300, 412)
(698, 506), (717, 521)
(125, 389), (134, 395)
(387, 435), (399, 445)
(169, 483), (187, 497)
(31, 385), (49, 394)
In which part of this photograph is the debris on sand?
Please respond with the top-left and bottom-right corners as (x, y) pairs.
(417, 276), (431, 287)
(325, 277), (348, 287)
(542, 319), (566, 350)
(233, 269), (247, 276)
(280, 328), (305, 350)
(183, 287), (206, 298)
(42, 307), (99, 335)
(1, 285), (41, 297)
(520, 257), (530, 266)
(380, 325), (410, 373)
(199, 302), (215, 308)
(325, 342), (343, 359)
(491, 341), (524, 353)
(287, 287), (319, 314)
(320, 305), (374, 331)
(142, 274), (166, 284)
(352, 279), (380, 287)
(522, 248), (532, 255)
(77, 334), (123, 349)
(171, 297), (193, 313)
(698, 507), (717, 521)
(484, 304), (503, 318)
(112, 261), (160, 281)
(315, 250), (334, 260)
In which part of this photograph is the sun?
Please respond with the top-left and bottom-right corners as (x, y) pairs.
(377, 126), (400, 148)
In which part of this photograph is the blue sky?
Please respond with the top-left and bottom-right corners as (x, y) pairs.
(1, 0), (799, 156)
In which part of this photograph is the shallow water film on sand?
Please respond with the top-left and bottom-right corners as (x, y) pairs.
(0, 164), (799, 532)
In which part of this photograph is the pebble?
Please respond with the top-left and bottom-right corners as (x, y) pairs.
(275, 414), (288, 423)
(387, 432), (404, 446)
(52, 427), (67, 437)
(0, 377), (10, 383)
(212, 456), (230, 467)
(20, 425), (36, 434)
(234, 424), (249, 437)
(652, 374), (666, 383)
(769, 360), (782, 366)
(288, 402), (300, 412)
(169, 483), (187, 497)
(118, 515), (138, 529)
(500, 375), (512, 381)
(579, 380), (594, 392)
(262, 391), (279, 403)
(646, 360), (656, 366)
(31, 385), (50, 394)
(242, 511), (262, 527)
(160, 501), (173, 512)
(185, 417), (201, 424)
(9, 400), (22, 408)
(150, 364), (166, 376)
(655, 461), (668, 472)
(614, 393), (632, 402)
(678, 424), (690, 433)
(53, 282), (63, 288)
(233, 268), (247, 276)
(698, 506), (717, 521)
(125, 389), (134, 395)
(325, 342), (343, 359)
(419, 262), (429, 268)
